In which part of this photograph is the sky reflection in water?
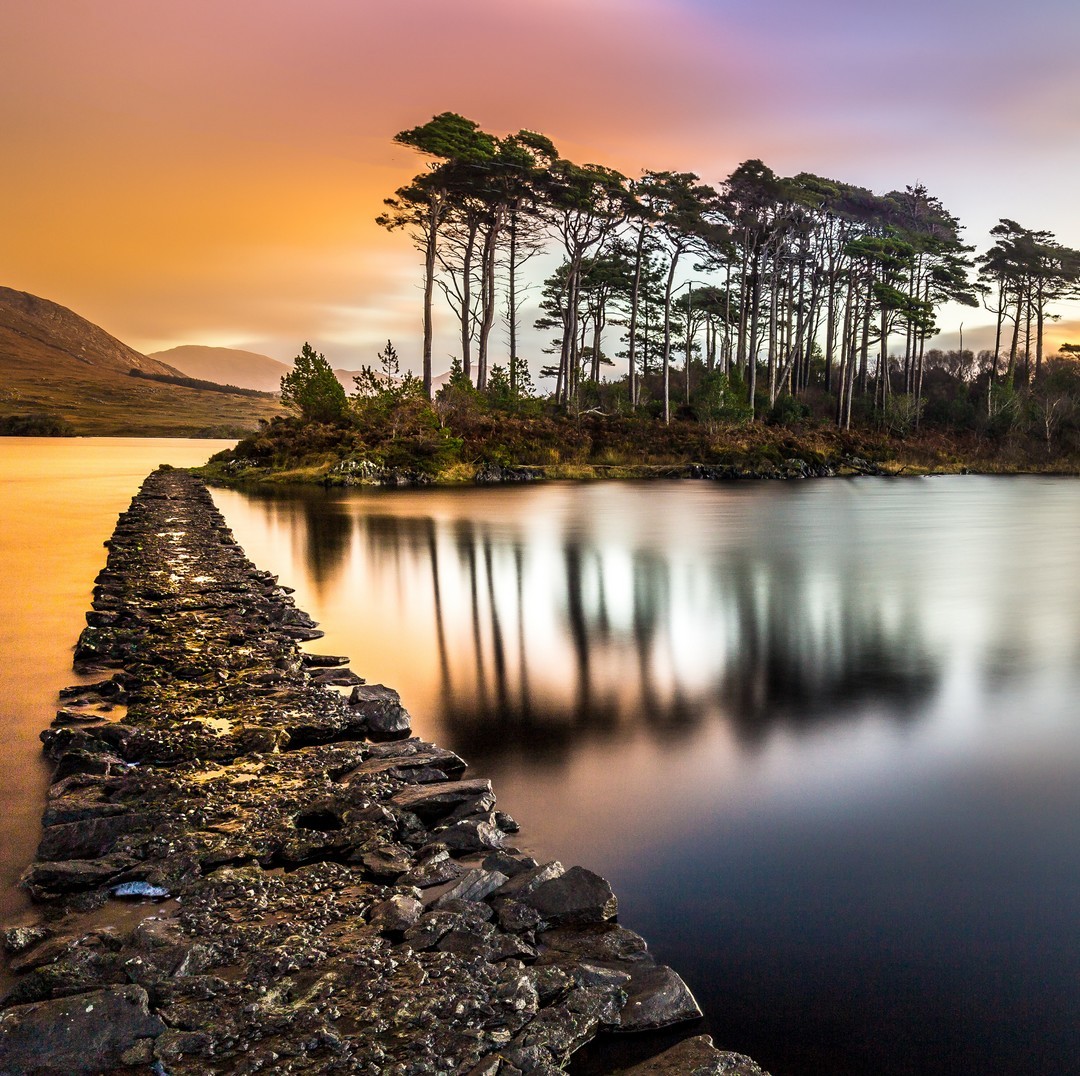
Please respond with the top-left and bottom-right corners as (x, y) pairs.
(212, 477), (1080, 1076)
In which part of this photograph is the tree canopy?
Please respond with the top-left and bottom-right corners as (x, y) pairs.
(280, 342), (348, 423)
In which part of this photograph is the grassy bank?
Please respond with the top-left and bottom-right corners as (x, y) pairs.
(194, 406), (1080, 487)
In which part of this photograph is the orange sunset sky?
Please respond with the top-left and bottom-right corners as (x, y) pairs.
(4, 0), (1080, 375)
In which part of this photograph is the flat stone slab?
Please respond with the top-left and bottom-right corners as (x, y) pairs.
(0, 985), (165, 1075)
(390, 777), (495, 821)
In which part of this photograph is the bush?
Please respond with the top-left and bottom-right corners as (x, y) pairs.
(766, 393), (811, 426)
(0, 413), (76, 436)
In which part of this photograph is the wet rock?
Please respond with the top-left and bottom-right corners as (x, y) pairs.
(520, 866), (617, 927)
(153, 1028), (213, 1063)
(495, 810), (520, 833)
(617, 964), (703, 1031)
(391, 778), (495, 823)
(311, 668), (364, 687)
(348, 683), (412, 738)
(497, 899), (543, 934)
(572, 962), (633, 991)
(22, 854), (135, 898)
(300, 654), (350, 668)
(610, 1035), (770, 1075)
(537, 923), (652, 966)
(37, 813), (150, 861)
(437, 818), (506, 853)
(495, 861), (565, 901)
(0, 985), (165, 1074)
(400, 847), (466, 889)
(51, 748), (127, 781)
(343, 741), (465, 783)
(3, 926), (50, 954)
(484, 851), (539, 878)
(522, 965), (572, 1005)
(361, 843), (415, 879)
(498, 1046), (566, 1075)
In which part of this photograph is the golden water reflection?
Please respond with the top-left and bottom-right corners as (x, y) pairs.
(0, 438), (236, 921)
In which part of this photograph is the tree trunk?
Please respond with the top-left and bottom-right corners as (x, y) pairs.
(508, 208), (518, 396)
(627, 224), (645, 407)
(661, 250), (681, 424)
(422, 222), (437, 398)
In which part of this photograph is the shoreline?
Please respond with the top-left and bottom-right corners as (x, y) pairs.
(0, 467), (766, 1075)
(195, 456), (1080, 489)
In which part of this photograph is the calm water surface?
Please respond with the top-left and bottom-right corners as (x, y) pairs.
(212, 476), (1080, 1076)
(3, 443), (1079, 1075)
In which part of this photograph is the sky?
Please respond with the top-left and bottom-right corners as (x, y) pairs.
(3, 0), (1080, 374)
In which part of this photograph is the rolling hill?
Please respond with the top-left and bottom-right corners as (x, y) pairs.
(150, 345), (292, 393)
(0, 288), (283, 436)
(153, 344), (372, 395)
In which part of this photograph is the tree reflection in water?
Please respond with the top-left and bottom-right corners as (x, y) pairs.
(236, 487), (941, 769)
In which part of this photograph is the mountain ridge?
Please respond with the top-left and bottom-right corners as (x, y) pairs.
(0, 287), (282, 436)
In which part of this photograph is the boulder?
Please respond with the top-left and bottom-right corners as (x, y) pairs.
(367, 894), (423, 933)
(520, 866), (617, 926)
(437, 819), (506, 853)
(348, 684), (411, 738)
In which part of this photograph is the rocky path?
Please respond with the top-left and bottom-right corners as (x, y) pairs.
(0, 468), (767, 1075)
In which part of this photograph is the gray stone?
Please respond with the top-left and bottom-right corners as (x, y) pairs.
(495, 861), (564, 900)
(37, 813), (148, 861)
(311, 668), (364, 686)
(343, 742), (466, 783)
(390, 777), (493, 821)
(483, 851), (538, 877)
(400, 852), (465, 889)
(438, 818), (506, 853)
(435, 869), (509, 907)
(300, 654), (350, 668)
(497, 899), (543, 934)
(537, 923), (652, 965)
(360, 843), (414, 879)
(3, 927), (50, 954)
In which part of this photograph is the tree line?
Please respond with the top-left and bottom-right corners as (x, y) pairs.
(376, 111), (1080, 432)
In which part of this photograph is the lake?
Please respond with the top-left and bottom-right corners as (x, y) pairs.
(3, 440), (1079, 1075)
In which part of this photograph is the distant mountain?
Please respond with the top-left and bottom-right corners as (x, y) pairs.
(0, 287), (282, 436)
(150, 345), (291, 393)
(152, 344), (448, 395)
